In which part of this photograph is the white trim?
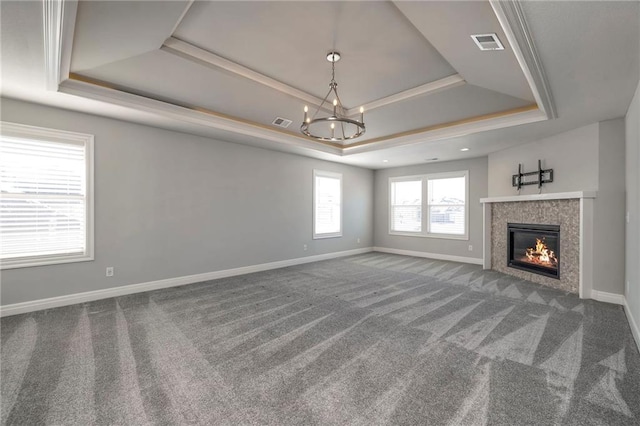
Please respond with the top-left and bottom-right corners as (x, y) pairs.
(168, 0), (195, 37)
(345, 75), (466, 115)
(58, 78), (343, 157)
(0, 248), (373, 317)
(373, 247), (483, 265)
(489, 0), (557, 119)
(342, 107), (547, 155)
(482, 202), (492, 270)
(480, 191), (597, 203)
(623, 297), (640, 354)
(43, 0), (77, 90)
(579, 198), (594, 299)
(313, 169), (343, 239)
(163, 37), (465, 116)
(162, 37), (330, 113)
(591, 290), (625, 306)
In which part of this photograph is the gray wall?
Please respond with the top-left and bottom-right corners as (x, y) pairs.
(626, 80), (640, 342)
(487, 121), (627, 295)
(594, 119), (626, 295)
(373, 157), (488, 261)
(488, 124), (599, 196)
(0, 98), (374, 306)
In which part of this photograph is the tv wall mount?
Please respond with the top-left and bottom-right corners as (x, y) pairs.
(512, 160), (554, 190)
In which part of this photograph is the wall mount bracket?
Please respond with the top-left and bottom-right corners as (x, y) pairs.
(512, 160), (553, 190)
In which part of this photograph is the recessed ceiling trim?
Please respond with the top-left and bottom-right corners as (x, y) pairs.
(490, 0), (557, 119)
(162, 37), (466, 116)
(169, 0), (195, 37)
(62, 72), (546, 159)
(344, 74), (466, 116)
(342, 104), (546, 154)
(43, 0), (77, 91)
(162, 36), (332, 113)
(59, 75), (345, 155)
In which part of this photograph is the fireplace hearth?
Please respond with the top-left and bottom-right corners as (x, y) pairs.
(508, 223), (560, 279)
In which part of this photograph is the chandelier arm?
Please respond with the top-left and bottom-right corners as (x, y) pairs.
(311, 88), (335, 121)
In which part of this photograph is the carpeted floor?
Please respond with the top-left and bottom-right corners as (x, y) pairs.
(2, 253), (639, 425)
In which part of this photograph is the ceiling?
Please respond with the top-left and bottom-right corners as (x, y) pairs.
(1, 1), (638, 169)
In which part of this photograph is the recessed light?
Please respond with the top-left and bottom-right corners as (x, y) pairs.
(460, 148), (469, 152)
(382, 159), (389, 163)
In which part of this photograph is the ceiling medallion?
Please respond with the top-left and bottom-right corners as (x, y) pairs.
(301, 52), (365, 142)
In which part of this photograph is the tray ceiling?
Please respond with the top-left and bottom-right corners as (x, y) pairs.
(10, 1), (637, 168)
(61, 0), (545, 152)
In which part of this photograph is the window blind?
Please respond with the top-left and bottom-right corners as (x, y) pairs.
(0, 135), (88, 262)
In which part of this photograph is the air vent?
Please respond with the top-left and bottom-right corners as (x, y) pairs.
(272, 117), (292, 128)
(471, 33), (504, 51)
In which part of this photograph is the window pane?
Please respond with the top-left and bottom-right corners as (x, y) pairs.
(315, 174), (341, 235)
(392, 205), (422, 232)
(392, 180), (421, 205)
(428, 177), (465, 204)
(428, 176), (465, 235)
(429, 205), (465, 234)
(391, 180), (422, 232)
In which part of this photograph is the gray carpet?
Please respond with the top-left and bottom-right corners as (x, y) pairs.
(2, 253), (639, 425)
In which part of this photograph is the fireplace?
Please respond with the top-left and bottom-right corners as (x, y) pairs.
(507, 223), (560, 279)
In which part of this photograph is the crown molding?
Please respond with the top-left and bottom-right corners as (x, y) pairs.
(343, 104), (546, 154)
(162, 37), (331, 113)
(490, 0), (557, 119)
(43, 0), (77, 91)
(60, 74), (545, 157)
(344, 74), (466, 116)
(162, 37), (465, 116)
(168, 0), (195, 36)
(59, 76), (344, 156)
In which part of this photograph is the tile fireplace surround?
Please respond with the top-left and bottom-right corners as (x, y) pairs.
(480, 192), (597, 299)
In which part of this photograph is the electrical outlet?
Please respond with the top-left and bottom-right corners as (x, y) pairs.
(303, 244), (308, 251)
(106, 267), (114, 277)
(468, 245), (473, 251)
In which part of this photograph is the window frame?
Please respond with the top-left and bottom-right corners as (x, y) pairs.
(0, 121), (95, 270)
(389, 170), (469, 240)
(313, 169), (343, 239)
(389, 175), (423, 235)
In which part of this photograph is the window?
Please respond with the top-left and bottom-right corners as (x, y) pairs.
(0, 122), (94, 269)
(390, 179), (422, 232)
(389, 171), (468, 239)
(313, 170), (342, 238)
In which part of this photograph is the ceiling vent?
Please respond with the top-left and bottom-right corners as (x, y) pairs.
(471, 33), (504, 51)
(272, 117), (292, 128)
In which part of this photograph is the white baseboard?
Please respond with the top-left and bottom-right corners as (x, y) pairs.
(591, 290), (625, 305)
(372, 247), (483, 265)
(0, 247), (373, 317)
(623, 298), (640, 354)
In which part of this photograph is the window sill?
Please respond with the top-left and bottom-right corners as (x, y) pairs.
(1, 254), (94, 270)
(313, 233), (343, 240)
(389, 231), (469, 241)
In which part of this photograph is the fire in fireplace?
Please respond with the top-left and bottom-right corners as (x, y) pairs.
(508, 223), (560, 279)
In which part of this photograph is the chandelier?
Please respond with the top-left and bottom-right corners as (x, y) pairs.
(301, 52), (365, 142)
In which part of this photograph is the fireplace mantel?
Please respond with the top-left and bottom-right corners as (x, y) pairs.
(480, 191), (596, 299)
(480, 191), (597, 204)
